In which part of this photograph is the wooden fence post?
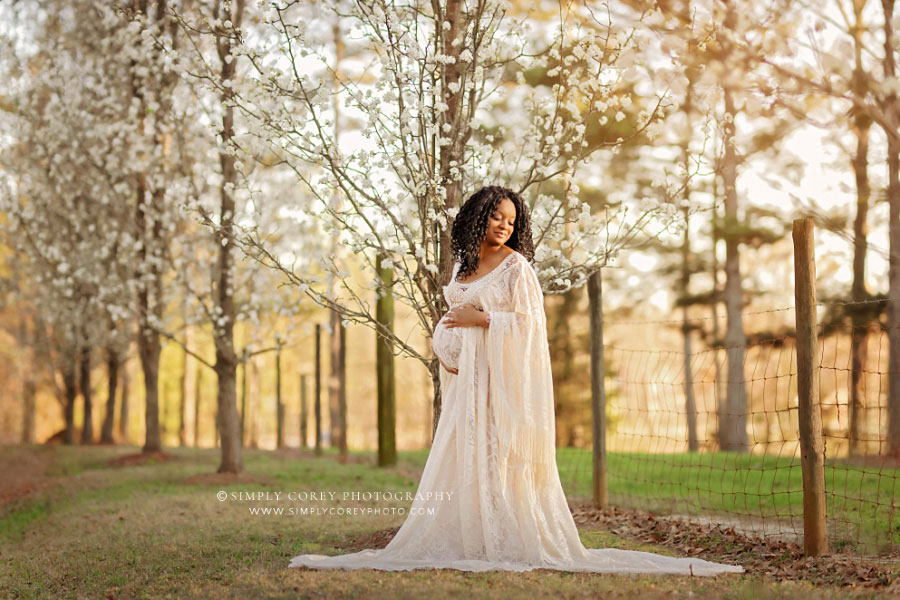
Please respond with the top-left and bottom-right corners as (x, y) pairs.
(588, 268), (608, 508)
(792, 217), (828, 556)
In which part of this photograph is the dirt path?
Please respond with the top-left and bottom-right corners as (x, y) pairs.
(0, 445), (57, 511)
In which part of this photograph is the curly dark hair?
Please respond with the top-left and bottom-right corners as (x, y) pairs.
(450, 185), (535, 281)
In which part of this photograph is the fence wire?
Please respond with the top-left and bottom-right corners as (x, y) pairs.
(557, 299), (899, 555)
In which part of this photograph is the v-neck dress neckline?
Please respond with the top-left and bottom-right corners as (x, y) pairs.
(453, 251), (516, 288)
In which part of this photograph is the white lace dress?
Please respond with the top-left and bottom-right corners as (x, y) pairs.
(288, 251), (744, 575)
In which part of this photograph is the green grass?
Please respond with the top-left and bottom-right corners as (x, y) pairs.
(554, 447), (900, 553)
(0, 444), (893, 599)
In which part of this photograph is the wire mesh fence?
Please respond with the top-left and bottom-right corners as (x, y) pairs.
(557, 299), (900, 555)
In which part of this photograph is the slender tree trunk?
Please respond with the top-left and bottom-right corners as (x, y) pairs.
(323, 17), (349, 462)
(130, 0), (165, 455)
(240, 355), (247, 447)
(848, 0), (872, 457)
(179, 326), (188, 447)
(101, 348), (119, 444)
(883, 0), (900, 459)
(162, 379), (171, 443)
(133, 149), (163, 453)
(215, 396), (220, 448)
(435, 0), (465, 281)
(326, 298), (347, 459)
(63, 358), (77, 445)
(139, 326), (161, 452)
(721, 89), (748, 452)
(22, 376), (36, 445)
(850, 111), (871, 456)
(711, 182), (725, 448)
(338, 324), (347, 459)
(681, 208), (699, 452)
(427, 360), (439, 446)
(276, 341), (284, 449)
(430, 0), (466, 435)
(680, 68), (699, 452)
(328, 312), (343, 452)
(315, 323), (322, 455)
(79, 345), (93, 444)
(250, 357), (260, 449)
(119, 361), (130, 444)
(211, 0), (244, 473)
(376, 254), (397, 466)
(19, 320), (36, 445)
(299, 373), (308, 449)
(193, 366), (202, 447)
(549, 289), (580, 447)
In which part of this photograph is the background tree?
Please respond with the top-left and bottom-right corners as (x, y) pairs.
(220, 0), (677, 438)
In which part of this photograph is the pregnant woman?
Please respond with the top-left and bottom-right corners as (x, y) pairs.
(288, 186), (743, 575)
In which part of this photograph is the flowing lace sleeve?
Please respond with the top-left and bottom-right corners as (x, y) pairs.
(484, 255), (556, 487)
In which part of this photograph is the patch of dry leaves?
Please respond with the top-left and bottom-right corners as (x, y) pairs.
(570, 502), (900, 591)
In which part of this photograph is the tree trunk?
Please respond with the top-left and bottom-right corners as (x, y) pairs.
(249, 358), (260, 449)
(881, 0), (900, 459)
(299, 373), (308, 449)
(276, 341), (284, 449)
(328, 314), (348, 460)
(326, 17), (348, 462)
(134, 170), (163, 453)
(848, 0), (873, 457)
(131, 0), (164, 455)
(315, 323), (322, 455)
(22, 375), (36, 445)
(720, 89), (748, 452)
(376, 254), (397, 467)
(849, 109), (871, 456)
(431, 0), (466, 435)
(162, 379), (171, 443)
(100, 348), (119, 444)
(428, 359), (440, 446)
(139, 326), (161, 452)
(550, 288), (580, 447)
(240, 356), (247, 447)
(214, 380), (222, 451)
(210, 0), (244, 473)
(681, 208), (699, 453)
(179, 327), (188, 447)
(18, 319), (37, 445)
(680, 68), (699, 452)
(119, 361), (130, 444)
(193, 366), (202, 447)
(79, 345), (93, 444)
(435, 0), (465, 281)
(63, 359), (77, 445)
(338, 324), (347, 459)
(711, 184), (725, 448)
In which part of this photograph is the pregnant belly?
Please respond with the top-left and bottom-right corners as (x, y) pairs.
(432, 313), (463, 371)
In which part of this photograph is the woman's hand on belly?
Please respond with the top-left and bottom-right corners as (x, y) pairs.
(442, 303), (488, 328)
(439, 358), (458, 375)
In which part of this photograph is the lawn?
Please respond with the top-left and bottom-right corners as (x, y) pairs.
(554, 447), (900, 553)
(0, 444), (895, 599)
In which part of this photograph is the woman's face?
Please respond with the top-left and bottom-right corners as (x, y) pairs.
(485, 196), (516, 246)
